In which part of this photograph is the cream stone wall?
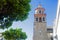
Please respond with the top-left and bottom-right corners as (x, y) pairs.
(33, 22), (50, 40)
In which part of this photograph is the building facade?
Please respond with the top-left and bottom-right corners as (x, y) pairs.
(33, 5), (50, 40)
(47, 26), (53, 40)
(53, 0), (60, 40)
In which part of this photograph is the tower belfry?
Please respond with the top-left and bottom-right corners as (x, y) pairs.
(33, 5), (49, 40)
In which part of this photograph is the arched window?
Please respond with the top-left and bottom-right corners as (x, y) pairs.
(43, 17), (45, 21)
(36, 18), (38, 21)
(39, 10), (41, 13)
(39, 17), (42, 22)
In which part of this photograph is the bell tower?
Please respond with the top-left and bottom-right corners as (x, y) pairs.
(33, 5), (49, 40)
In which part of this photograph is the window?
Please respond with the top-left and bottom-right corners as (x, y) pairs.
(43, 17), (45, 21)
(36, 18), (38, 21)
(39, 10), (41, 13)
(39, 17), (42, 22)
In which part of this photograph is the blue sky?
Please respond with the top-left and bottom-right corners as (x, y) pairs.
(0, 0), (58, 40)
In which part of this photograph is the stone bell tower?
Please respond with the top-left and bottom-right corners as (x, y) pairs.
(33, 5), (49, 40)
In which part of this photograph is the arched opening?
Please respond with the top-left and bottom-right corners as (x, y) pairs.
(43, 17), (45, 21)
(39, 17), (42, 22)
(36, 18), (38, 22)
(39, 10), (41, 13)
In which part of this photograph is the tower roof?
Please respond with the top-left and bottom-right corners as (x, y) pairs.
(38, 4), (42, 8)
(35, 4), (45, 10)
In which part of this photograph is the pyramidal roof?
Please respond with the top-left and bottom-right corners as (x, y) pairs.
(38, 4), (42, 8)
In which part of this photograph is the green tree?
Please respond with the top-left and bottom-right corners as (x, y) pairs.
(2, 28), (27, 40)
(0, 0), (31, 29)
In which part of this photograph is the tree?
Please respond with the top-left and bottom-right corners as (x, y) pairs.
(0, 0), (31, 29)
(2, 28), (27, 40)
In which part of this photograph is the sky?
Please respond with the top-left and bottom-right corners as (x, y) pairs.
(0, 0), (58, 40)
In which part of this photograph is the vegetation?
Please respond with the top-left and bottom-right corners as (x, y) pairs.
(0, 0), (31, 29)
(2, 28), (27, 40)
(0, 0), (31, 40)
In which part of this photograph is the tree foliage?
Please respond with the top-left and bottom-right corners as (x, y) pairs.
(2, 28), (27, 40)
(0, 0), (31, 29)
